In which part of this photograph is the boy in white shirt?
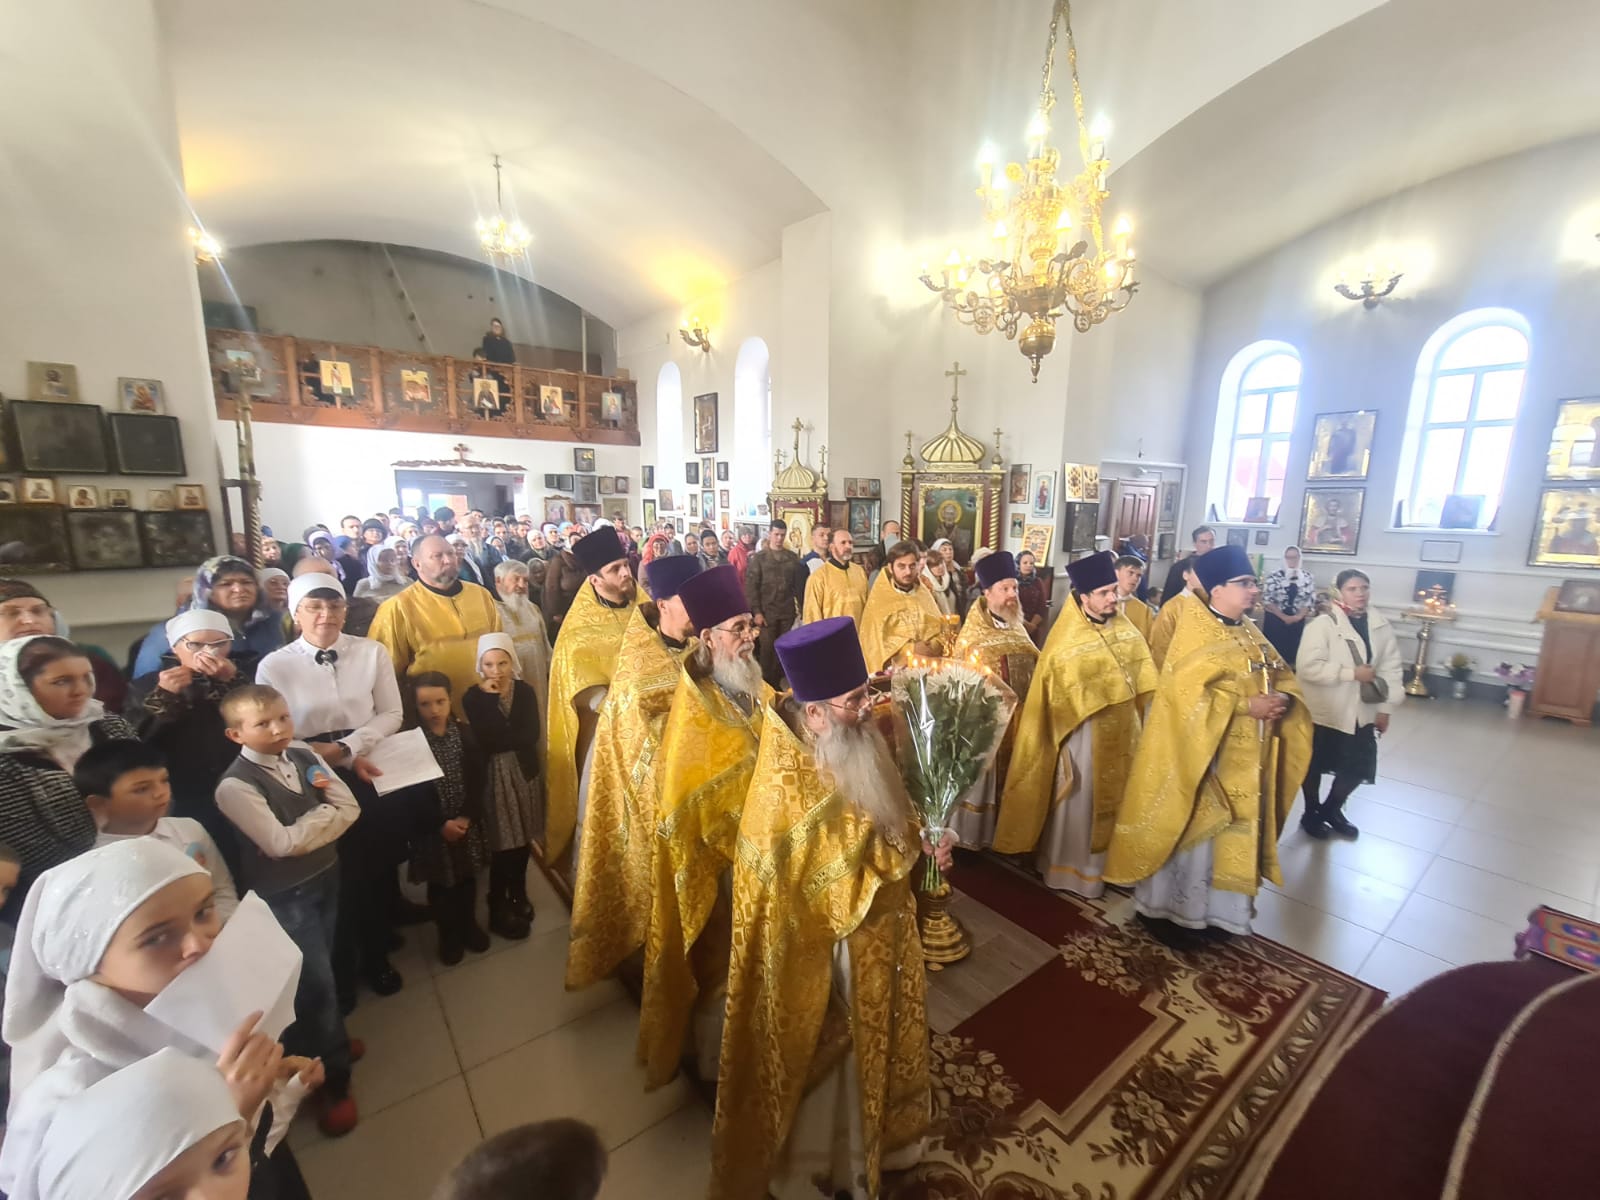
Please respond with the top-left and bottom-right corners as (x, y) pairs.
(74, 740), (239, 920)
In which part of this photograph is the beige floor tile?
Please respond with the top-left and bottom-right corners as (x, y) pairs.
(1340, 795), (1456, 853)
(1436, 826), (1598, 903)
(602, 1103), (714, 1200)
(1275, 827), (1434, 891)
(295, 1075), (483, 1200)
(466, 998), (693, 1149)
(1269, 853), (1409, 934)
(1455, 801), (1600, 862)
(1361, 776), (1472, 823)
(1415, 856), (1592, 926)
(1250, 888), (1380, 976)
(436, 924), (625, 1067)
(1357, 937), (1454, 1000)
(1385, 893), (1520, 967)
(344, 984), (463, 1117)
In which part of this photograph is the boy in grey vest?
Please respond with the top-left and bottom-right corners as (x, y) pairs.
(216, 684), (362, 1136)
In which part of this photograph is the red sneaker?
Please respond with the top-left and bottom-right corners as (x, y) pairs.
(348, 1037), (366, 1064)
(317, 1094), (360, 1137)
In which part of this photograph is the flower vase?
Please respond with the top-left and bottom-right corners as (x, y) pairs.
(1451, 679), (1468, 700)
(1507, 688), (1527, 718)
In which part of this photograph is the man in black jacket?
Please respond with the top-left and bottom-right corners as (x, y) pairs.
(1159, 525), (1215, 608)
(479, 317), (516, 364)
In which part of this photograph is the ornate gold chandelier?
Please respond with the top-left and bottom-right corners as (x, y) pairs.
(919, 0), (1136, 382)
(475, 154), (532, 261)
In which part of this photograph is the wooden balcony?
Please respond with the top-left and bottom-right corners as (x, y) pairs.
(207, 328), (640, 446)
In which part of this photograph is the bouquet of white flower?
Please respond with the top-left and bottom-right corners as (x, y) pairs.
(891, 657), (1016, 889)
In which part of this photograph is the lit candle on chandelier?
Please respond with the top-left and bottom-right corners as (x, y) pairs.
(1112, 215), (1132, 260)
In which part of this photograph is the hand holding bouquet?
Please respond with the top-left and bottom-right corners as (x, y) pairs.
(891, 659), (1016, 889)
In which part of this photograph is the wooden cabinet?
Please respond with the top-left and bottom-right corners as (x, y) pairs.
(1531, 590), (1600, 726)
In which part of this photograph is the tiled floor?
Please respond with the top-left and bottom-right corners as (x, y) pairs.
(290, 698), (1598, 1197)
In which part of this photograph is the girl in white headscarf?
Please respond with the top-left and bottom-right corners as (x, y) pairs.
(0, 637), (139, 909)
(353, 537), (409, 602)
(37, 1048), (251, 1200)
(461, 633), (540, 941)
(922, 540), (960, 618)
(0, 840), (316, 1200)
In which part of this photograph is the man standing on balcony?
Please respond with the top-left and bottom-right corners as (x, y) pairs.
(479, 316), (516, 365)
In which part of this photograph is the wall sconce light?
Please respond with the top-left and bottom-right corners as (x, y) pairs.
(679, 316), (711, 353)
(189, 226), (223, 264)
(1334, 261), (1402, 309)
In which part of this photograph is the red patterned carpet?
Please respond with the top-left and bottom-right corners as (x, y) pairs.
(887, 856), (1386, 1200)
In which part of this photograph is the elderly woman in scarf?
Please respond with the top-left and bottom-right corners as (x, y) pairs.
(1, 841), (314, 1200)
(0, 580), (128, 712)
(36, 1049), (252, 1200)
(353, 537), (410, 602)
(131, 557), (285, 680)
(256, 567), (290, 612)
(0, 636), (138, 913)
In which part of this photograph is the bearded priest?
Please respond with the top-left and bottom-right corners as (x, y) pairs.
(638, 564), (772, 1088)
(801, 527), (869, 625)
(566, 554), (701, 992)
(948, 550), (1039, 847)
(858, 538), (950, 672)
(711, 617), (939, 1200)
(1105, 545), (1312, 947)
(544, 524), (645, 863)
(994, 551), (1157, 896)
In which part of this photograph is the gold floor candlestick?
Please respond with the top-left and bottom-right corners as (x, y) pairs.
(1402, 609), (1454, 698)
(917, 877), (971, 971)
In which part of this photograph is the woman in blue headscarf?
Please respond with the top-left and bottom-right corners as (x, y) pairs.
(130, 556), (285, 679)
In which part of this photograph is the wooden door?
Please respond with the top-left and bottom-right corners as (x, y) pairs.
(1109, 480), (1159, 545)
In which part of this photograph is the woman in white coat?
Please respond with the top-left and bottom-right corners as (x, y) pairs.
(1294, 568), (1403, 840)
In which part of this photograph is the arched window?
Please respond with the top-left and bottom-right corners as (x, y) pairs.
(733, 337), (772, 516)
(1208, 342), (1300, 523)
(1395, 310), (1529, 530)
(655, 362), (683, 506)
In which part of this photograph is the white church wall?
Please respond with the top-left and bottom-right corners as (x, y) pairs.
(0, 0), (223, 653)
(1182, 133), (1600, 677)
(198, 241), (618, 372)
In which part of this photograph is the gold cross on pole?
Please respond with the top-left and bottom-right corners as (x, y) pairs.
(945, 361), (967, 400)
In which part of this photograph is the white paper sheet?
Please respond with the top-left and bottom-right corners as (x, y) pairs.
(146, 891), (303, 1055)
(365, 727), (445, 796)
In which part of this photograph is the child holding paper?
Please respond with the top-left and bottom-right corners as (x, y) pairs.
(407, 672), (490, 964)
(75, 739), (239, 920)
(0, 839), (317, 1200)
(216, 683), (361, 1136)
(462, 634), (541, 940)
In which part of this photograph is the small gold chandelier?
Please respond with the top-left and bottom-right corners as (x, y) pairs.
(475, 155), (532, 261)
(920, 0), (1136, 381)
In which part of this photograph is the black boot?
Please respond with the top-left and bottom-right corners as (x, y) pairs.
(487, 854), (530, 940)
(457, 879), (491, 953)
(1323, 781), (1360, 839)
(1300, 776), (1331, 839)
(506, 846), (535, 923)
(429, 884), (464, 966)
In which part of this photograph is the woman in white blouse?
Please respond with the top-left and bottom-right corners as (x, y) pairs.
(256, 574), (413, 1008)
(1262, 545), (1317, 666)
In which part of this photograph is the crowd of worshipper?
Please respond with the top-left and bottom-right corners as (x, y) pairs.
(0, 493), (1401, 1199)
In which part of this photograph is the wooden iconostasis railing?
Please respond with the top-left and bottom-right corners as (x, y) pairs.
(206, 328), (641, 446)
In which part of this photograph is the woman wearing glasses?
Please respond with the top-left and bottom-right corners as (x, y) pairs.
(125, 608), (254, 875)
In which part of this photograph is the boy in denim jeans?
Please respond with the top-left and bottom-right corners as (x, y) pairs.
(216, 684), (361, 1135)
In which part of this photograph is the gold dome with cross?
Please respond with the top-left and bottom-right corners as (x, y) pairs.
(916, 362), (988, 468)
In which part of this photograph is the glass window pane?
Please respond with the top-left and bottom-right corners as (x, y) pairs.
(1438, 324), (1528, 370)
(1228, 439), (1261, 518)
(1474, 368), (1525, 421)
(1267, 391), (1297, 434)
(1241, 351), (1301, 391)
(1236, 393), (1267, 435)
(1428, 373), (1474, 424)
(1460, 425), (1514, 507)
(1264, 439), (1290, 510)
(1411, 428), (1464, 524)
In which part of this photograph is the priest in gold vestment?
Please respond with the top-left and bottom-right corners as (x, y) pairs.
(949, 551), (1039, 848)
(1115, 554), (1154, 641)
(638, 565), (771, 1088)
(1148, 562), (1207, 670)
(566, 555), (701, 991)
(801, 528), (869, 625)
(369, 533), (502, 712)
(711, 617), (939, 1200)
(995, 552), (1158, 896)
(857, 539), (950, 671)
(544, 525), (644, 862)
(1105, 545), (1312, 946)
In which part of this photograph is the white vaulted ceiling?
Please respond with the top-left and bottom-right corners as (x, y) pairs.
(159, 0), (1600, 326)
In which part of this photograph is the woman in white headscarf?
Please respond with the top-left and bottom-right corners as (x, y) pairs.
(37, 1048), (251, 1200)
(922, 539), (960, 618)
(1, 840), (314, 1200)
(461, 633), (540, 940)
(353, 537), (409, 602)
(0, 636), (138, 912)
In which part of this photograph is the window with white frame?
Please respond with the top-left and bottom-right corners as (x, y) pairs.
(655, 362), (684, 505)
(1210, 344), (1300, 523)
(1395, 311), (1528, 530)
